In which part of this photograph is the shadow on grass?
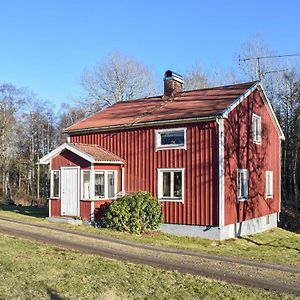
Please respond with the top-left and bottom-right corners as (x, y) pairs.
(47, 288), (65, 300)
(0, 204), (48, 219)
(240, 236), (300, 252)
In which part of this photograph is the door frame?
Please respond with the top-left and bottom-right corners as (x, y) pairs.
(60, 166), (80, 217)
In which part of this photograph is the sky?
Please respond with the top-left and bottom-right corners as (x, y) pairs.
(0, 0), (299, 110)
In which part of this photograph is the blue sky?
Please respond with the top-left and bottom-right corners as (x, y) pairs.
(0, 0), (299, 109)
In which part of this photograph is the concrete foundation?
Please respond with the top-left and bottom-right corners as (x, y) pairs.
(159, 213), (278, 240)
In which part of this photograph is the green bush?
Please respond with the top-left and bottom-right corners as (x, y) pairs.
(102, 192), (163, 234)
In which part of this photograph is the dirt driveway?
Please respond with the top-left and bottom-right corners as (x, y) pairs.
(0, 216), (299, 296)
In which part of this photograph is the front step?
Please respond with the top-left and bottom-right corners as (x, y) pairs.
(46, 217), (82, 225)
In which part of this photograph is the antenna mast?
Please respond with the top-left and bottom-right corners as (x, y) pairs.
(238, 53), (300, 80)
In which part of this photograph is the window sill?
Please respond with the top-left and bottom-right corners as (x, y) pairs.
(266, 196), (273, 200)
(237, 198), (248, 202)
(50, 197), (60, 200)
(156, 146), (186, 151)
(253, 141), (261, 145)
(159, 198), (184, 203)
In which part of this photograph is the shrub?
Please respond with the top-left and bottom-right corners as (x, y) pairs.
(101, 192), (163, 234)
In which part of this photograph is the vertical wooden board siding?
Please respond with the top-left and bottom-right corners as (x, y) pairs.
(70, 122), (219, 226)
(224, 89), (281, 225)
(50, 199), (61, 217)
(80, 201), (91, 220)
(52, 150), (90, 169)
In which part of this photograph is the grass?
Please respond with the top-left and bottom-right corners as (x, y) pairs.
(0, 204), (299, 267)
(0, 233), (297, 300)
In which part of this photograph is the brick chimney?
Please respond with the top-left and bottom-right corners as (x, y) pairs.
(164, 70), (184, 97)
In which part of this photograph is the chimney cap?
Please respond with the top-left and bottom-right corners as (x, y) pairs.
(164, 70), (184, 83)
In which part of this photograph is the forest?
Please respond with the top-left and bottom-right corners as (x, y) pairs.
(0, 38), (299, 231)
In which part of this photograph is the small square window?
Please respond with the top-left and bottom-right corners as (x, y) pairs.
(156, 128), (186, 150)
(237, 169), (248, 201)
(252, 114), (262, 144)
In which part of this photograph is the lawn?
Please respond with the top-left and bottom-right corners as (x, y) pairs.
(0, 233), (297, 300)
(0, 204), (299, 267)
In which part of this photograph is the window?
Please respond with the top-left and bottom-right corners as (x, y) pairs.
(107, 171), (116, 198)
(252, 114), (262, 144)
(266, 171), (273, 198)
(82, 170), (91, 200)
(94, 170), (117, 200)
(158, 169), (184, 202)
(95, 171), (105, 198)
(51, 170), (60, 198)
(237, 169), (248, 201)
(156, 128), (186, 150)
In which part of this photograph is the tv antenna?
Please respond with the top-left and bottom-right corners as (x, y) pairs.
(238, 53), (300, 80)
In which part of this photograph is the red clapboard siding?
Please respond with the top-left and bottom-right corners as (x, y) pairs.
(224, 89), (280, 225)
(70, 122), (219, 226)
(80, 201), (91, 221)
(50, 199), (61, 217)
(52, 150), (90, 169)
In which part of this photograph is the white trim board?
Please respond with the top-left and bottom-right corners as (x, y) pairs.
(217, 118), (225, 227)
(39, 142), (124, 165)
(222, 82), (285, 140)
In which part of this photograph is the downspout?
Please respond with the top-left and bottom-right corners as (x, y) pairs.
(216, 117), (225, 228)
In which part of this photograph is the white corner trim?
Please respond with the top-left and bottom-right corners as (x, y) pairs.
(217, 118), (225, 227)
(48, 199), (51, 217)
(222, 82), (259, 118)
(257, 83), (285, 140)
(90, 201), (95, 223)
(121, 166), (125, 193)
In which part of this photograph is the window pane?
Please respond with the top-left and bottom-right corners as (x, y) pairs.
(160, 131), (184, 146)
(95, 172), (105, 197)
(163, 172), (171, 197)
(107, 172), (115, 198)
(173, 172), (182, 197)
(82, 171), (90, 199)
(53, 171), (60, 198)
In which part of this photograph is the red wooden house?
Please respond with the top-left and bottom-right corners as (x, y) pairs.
(40, 70), (284, 240)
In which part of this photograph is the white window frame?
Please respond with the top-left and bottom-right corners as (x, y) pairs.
(93, 170), (118, 200)
(157, 168), (184, 202)
(265, 171), (273, 199)
(155, 128), (187, 151)
(50, 170), (60, 199)
(237, 169), (248, 201)
(252, 114), (262, 145)
(81, 170), (92, 200)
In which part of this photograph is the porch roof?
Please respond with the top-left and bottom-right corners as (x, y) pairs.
(39, 142), (124, 165)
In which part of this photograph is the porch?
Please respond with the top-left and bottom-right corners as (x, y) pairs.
(39, 143), (125, 221)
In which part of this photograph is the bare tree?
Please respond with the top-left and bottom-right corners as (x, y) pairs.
(183, 65), (210, 90)
(81, 52), (157, 113)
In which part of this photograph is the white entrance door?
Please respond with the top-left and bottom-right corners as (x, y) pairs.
(61, 167), (79, 216)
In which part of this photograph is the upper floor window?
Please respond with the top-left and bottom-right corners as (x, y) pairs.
(237, 169), (248, 201)
(155, 128), (187, 150)
(266, 171), (273, 198)
(252, 114), (262, 144)
(157, 168), (184, 202)
(51, 170), (60, 198)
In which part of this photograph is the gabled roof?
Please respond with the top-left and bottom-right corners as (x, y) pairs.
(64, 82), (257, 132)
(39, 143), (124, 165)
(64, 81), (284, 140)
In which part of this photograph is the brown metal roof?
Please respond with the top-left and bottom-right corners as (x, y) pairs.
(65, 82), (257, 132)
(71, 143), (124, 163)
